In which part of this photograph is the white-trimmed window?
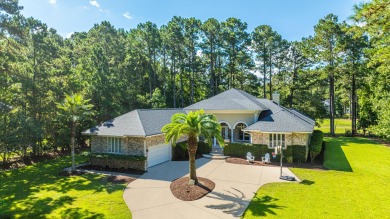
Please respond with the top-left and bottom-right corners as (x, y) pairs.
(236, 123), (250, 141)
(108, 137), (122, 153)
(268, 133), (286, 149)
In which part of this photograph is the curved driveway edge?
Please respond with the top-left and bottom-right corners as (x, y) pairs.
(123, 158), (298, 219)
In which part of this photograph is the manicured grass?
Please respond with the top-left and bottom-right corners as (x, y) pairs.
(316, 119), (352, 134)
(0, 155), (132, 218)
(243, 137), (390, 218)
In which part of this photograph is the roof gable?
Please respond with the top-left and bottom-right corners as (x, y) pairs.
(184, 88), (268, 111)
(245, 99), (315, 133)
(83, 109), (185, 137)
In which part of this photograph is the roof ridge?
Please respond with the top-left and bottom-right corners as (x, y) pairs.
(280, 106), (315, 126)
(138, 108), (183, 111)
(236, 89), (269, 109)
(135, 110), (147, 136)
(279, 108), (314, 129)
(290, 108), (315, 122)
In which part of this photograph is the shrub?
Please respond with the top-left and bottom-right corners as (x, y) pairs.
(172, 141), (211, 161)
(345, 129), (352, 137)
(224, 143), (265, 160)
(224, 143), (301, 162)
(172, 142), (188, 160)
(197, 141), (212, 154)
(90, 153), (147, 161)
(286, 156), (293, 164)
(292, 145), (307, 163)
(309, 130), (324, 162)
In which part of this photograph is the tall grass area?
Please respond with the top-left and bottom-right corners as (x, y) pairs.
(243, 137), (390, 218)
(316, 119), (352, 134)
(0, 155), (132, 218)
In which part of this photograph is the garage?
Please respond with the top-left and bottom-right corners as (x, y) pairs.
(147, 143), (171, 168)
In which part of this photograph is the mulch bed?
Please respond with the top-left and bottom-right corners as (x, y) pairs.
(226, 157), (270, 166)
(225, 157), (327, 170)
(106, 175), (136, 184)
(77, 165), (145, 175)
(170, 177), (215, 201)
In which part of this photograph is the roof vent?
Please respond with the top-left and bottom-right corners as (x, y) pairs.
(272, 92), (280, 105)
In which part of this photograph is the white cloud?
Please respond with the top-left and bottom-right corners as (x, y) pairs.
(65, 32), (74, 39)
(123, 12), (132, 20)
(89, 0), (100, 8)
(49, 0), (57, 5)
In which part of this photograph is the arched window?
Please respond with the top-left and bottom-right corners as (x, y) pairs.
(234, 122), (250, 142)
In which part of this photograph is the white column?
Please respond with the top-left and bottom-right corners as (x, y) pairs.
(213, 137), (216, 146)
(231, 128), (234, 143)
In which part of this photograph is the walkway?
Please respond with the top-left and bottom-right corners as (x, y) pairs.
(123, 158), (298, 219)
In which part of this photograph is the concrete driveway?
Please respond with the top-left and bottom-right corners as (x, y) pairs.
(123, 158), (298, 219)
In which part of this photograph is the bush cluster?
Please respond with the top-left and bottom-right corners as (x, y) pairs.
(172, 141), (211, 160)
(292, 145), (307, 163)
(224, 143), (307, 163)
(89, 153), (147, 161)
(309, 130), (324, 162)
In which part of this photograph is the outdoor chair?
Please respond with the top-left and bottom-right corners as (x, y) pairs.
(262, 153), (271, 164)
(246, 152), (255, 163)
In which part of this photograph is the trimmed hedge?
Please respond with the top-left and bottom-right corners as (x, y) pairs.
(223, 143), (263, 159)
(197, 141), (212, 154)
(89, 153), (147, 161)
(292, 145), (307, 163)
(309, 130), (324, 162)
(172, 141), (212, 161)
(224, 143), (306, 163)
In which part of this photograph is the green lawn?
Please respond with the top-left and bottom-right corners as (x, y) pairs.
(0, 155), (132, 219)
(316, 119), (352, 134)
(243, 137), (390, 218)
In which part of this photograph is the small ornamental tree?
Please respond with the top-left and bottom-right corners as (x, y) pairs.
(309, 130), (324, 162)
(162, 110), (223, 184)
(57, 93), (94, 171)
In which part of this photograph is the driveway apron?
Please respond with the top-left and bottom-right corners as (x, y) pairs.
(123, 158), (298, 219)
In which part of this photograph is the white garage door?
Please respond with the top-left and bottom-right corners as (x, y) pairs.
(148, 143), (171, 168)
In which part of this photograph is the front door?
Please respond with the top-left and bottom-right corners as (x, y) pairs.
(221, 126), (229, 139)
(216, 125), (229, 148)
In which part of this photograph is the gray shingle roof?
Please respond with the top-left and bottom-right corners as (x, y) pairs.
(244, 99), (314, 133)
(184, 88), (268, 110)
(82, 109), (185, 137)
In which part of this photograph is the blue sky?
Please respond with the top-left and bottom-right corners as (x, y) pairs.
(19, 0), (363, 41)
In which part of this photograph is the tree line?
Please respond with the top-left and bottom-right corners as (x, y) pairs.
(0, 0), (389, 164)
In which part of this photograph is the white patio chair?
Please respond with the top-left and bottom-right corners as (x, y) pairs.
(262, 153), (271, 164)
(246, 152), (255, 163)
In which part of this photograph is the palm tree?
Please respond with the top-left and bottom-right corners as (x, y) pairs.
(162, 110), (223, 184)
(57, 93), (94, 171)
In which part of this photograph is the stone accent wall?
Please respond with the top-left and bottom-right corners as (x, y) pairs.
(250, 132), (309, 146)
(145, 134), (166, 148)
(90, 157), (146, 171)
(292, 133), (309, 145)
(122, 137), (145, 156)
(251, 132), (268, 145)
(90, 136), (145, 156)
(285, 134), (293, 145)
(91, 136), (109, 153)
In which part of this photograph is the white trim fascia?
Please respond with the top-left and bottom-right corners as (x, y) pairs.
(201, 110), (256, 114)
(88, 134), (128, 138)
(123, 135), (147, 138)
(144, 133), (165, 138)
(245, 130), (315, 134)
